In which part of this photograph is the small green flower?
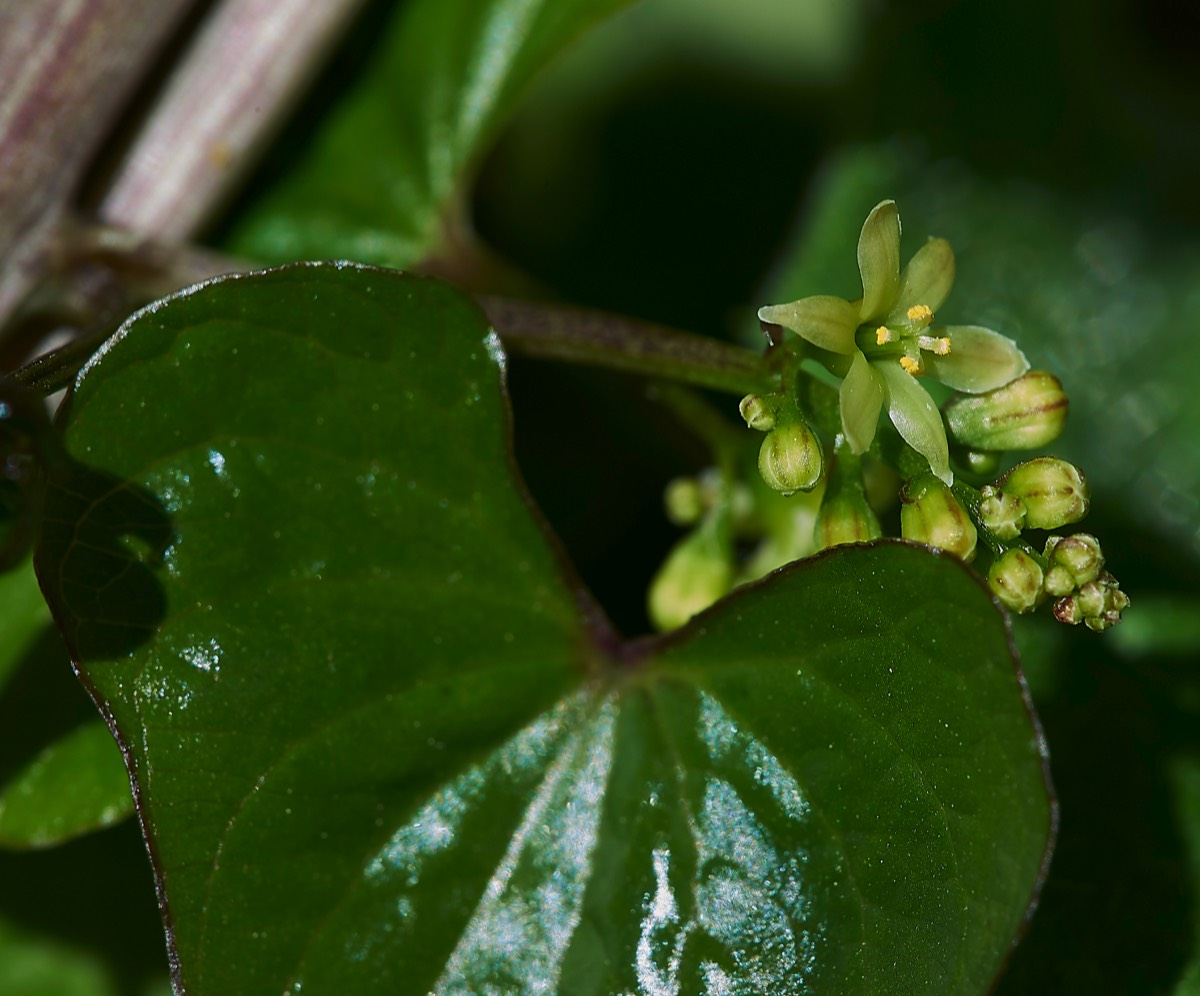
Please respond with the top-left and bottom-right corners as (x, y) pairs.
(758, 200), (1029, 484)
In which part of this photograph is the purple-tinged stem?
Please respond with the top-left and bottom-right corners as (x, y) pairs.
(98, 0), (368, 243)
(0, 0), (197, 325)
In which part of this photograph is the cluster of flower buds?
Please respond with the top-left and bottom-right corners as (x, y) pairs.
(644, 201), (1128, 634)
(1044, 535), (1130, 632)
(739, 392), (823, 495)
(959, 423), (1127, 627)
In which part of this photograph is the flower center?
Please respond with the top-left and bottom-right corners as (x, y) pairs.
(856, 303), (951, 375)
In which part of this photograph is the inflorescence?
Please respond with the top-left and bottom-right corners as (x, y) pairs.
(648, 200), (1127, 633)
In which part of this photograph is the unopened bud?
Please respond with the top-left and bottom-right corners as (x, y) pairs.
(647, 519), (733, 632)
(1045, 533), (1104, 586)
(944, 371), (1068, 451)
(814, 491), (882, 550)
(1053, 595), (1084, 626)
(758, 423), (823, 495)
(1075, 581), (1107, 618)
(954, 447), (1003, 478)
(739, 393), (776, 432)
(987, 549), (1045, 613)
(978, 485), (1026, 540)
(1104, 577), (1130, 613)
(1043, 564), (1076, 597)
(1084, 612), (1121, 633)
(999, 458), (1089, 529)
(900, 474), (978, 562)
(664, 477), (705, 525)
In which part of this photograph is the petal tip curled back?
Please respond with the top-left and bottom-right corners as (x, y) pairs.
(758, 296), (859, 355)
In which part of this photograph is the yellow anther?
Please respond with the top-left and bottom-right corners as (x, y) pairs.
(918, 335), (952, 356)
(875, 325), (892, 346)
(907, 304), (934, 324)
(899, 356), (922, 375)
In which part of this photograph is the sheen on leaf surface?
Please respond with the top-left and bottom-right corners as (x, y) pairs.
(36, 264), (1052, 994)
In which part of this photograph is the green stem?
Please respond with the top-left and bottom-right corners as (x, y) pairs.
(479, 296), (773, 396)
(950, 478), (1047, 566)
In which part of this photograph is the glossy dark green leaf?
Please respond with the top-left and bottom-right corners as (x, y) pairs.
(0, 720), (133, 849)
(37, 264), (1051, 993)
(226, 0), (636, 267)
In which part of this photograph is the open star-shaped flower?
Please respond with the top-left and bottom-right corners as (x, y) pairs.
(758, 200), (1029, 483)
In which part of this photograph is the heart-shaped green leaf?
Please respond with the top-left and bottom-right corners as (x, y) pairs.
(226, 0), (636, 267)
(36, 264), (1051, 993)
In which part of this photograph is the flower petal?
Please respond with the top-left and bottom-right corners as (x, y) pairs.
(757, 296), (859, 354)
(887, 237), (955, 323)
(925, 325), (1030, 393)
(839, 350), (885, 454)
(876, 359), (952, 484)
(857, 200), (901, 322)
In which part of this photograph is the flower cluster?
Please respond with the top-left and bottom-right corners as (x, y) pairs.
(646, 200), (1128, 633)
(757, 200), (1029, 484)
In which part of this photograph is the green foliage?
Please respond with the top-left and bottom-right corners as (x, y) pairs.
(0, 561), (132, 850)
(228, 0), (636, 266)
(0, 918), (117, 996)
(0, 720), (132, 849)
(32, 266), (1049, 992)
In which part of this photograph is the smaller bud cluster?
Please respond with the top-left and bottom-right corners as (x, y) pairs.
(1043, 534), (1130, 632)
(740, 390), (823, 496)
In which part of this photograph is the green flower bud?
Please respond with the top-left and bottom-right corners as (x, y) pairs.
(1052, 595), (1085, 626)
(900, 474), (978, 562)
(647, 517), (734, 632)
(1105, 578), (1131, 613)
(1043, 564), (1076, 597)
(758, 423), (823, 495)
(1045, 532), (1104, 586)
(944, 371), (1068, 451)
(999, 458), (1089, 529)
(814, 490), (882, 550)
(1084, 612), (1121, 633)
(953, 447), (1003, 478)
(987, 549), (1045, 613)
(978, 485), (1026, 540)
(664, 477), (705, 525)
(1075, 580), (1108, 618)
(739, 393), (776, 432)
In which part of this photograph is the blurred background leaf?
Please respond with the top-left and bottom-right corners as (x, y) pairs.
(224, 0), (638, 270)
